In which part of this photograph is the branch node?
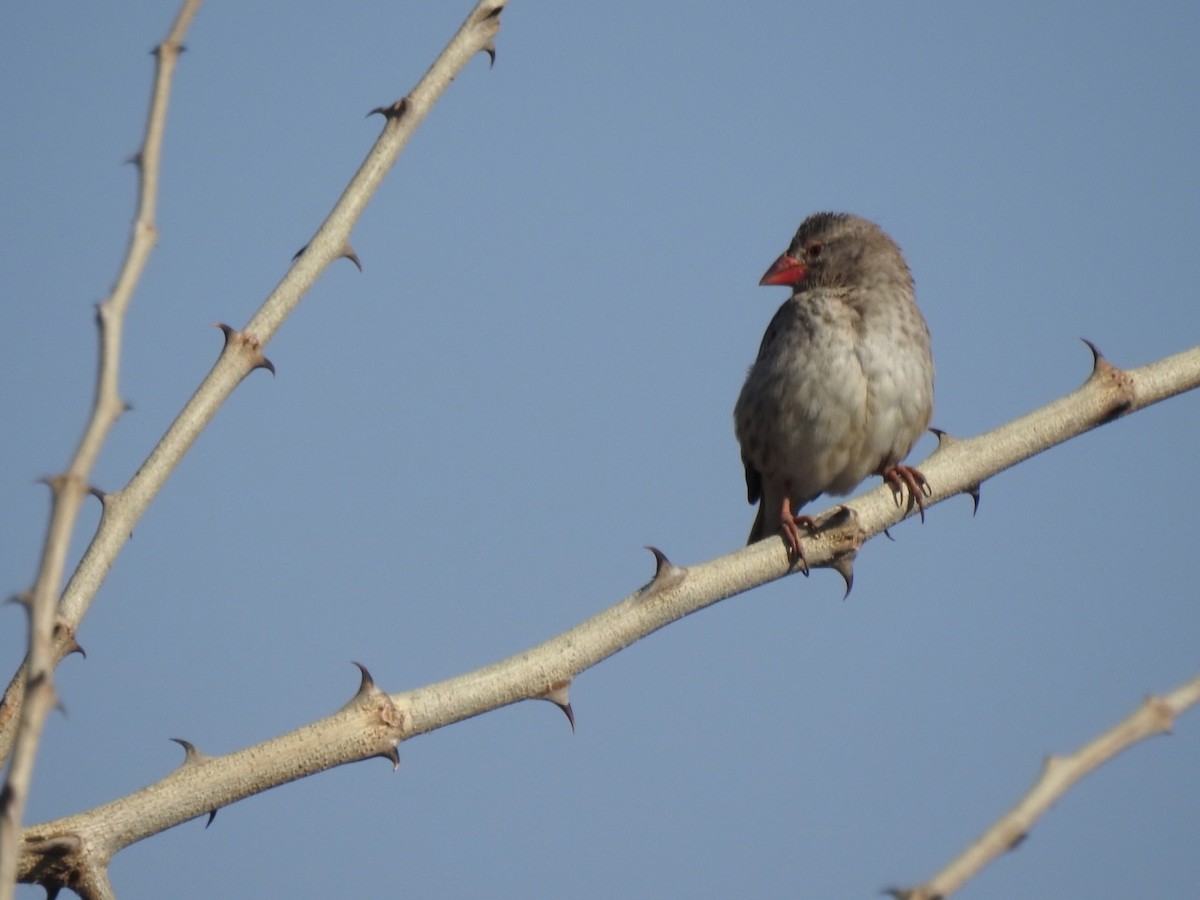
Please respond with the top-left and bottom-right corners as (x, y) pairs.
(216, 323), (276, 376)
(52, 620), (86, 659)
(1080, 338), (1135, 421)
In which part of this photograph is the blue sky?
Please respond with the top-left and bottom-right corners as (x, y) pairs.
(2, 2), (1198, 897)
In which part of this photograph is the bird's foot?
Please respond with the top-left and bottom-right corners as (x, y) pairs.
(780, 497), (818, 575)
(881, 464), (931, 522)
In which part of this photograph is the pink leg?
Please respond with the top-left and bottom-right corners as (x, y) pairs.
(778, 494), (818, 575)
(881, 464), (931, 522)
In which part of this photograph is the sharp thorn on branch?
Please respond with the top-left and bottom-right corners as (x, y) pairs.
(538, 682), (575, 733)
(638, 545), (686, 599)
(368, 97), (410, 120)
(169, 737), (210, 765)
(292, 242), (309, 262)
(205, 809), (218, 829)
(342, 661), (386, 709)
(341, 244), (363, 271)
(831, 552), (856, 600)
(377, 745), (402, 770)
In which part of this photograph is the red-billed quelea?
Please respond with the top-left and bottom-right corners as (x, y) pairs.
(734, 212), (934, 570)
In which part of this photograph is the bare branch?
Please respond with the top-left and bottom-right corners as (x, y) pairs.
(0, 0), (506, 755)
(0, 3), (204, 896)
(890, 671), (1200, 899)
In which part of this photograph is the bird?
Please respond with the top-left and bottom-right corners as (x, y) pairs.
(733, 212), (934, 572)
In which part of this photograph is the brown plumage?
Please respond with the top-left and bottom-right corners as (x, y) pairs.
(734, 212), (934, 568)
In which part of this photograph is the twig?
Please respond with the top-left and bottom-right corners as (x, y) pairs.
(889, 671), (1200, 899)
(0, 3), (204, 898)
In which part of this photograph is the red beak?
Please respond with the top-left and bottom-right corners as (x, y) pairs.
(759, 253), (807, 287)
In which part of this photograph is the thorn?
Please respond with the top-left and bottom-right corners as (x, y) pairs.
(88, 485), (108, 505)
(341, 244), (363, 271)
(125, 151), (143, 168)
(205, 809), (218, 829)
(1007, 830), (1027, 851)
(351, 661), (378, 698)
(830, 552), (856, 599)
(1080, 338), (1134, 420)
(368, 97), (410, 120)
(483, 43), (496, 67)
(376, 744), (401, 770)
(52, 620), (86, 659)
(967, 483), (981, 515)
(638, 546), (687, 600)
(882, 528), (895, 542)
(538, 681), (575, 733)
(292, 242), (308, 262)
(169, 738), (211, 765)
(929, 427), (956, 450)
(1081, 337), (1104, 372)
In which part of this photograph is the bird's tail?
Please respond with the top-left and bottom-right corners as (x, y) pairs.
(747, 503), (766, 545)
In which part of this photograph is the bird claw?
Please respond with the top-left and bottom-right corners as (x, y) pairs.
(779, 497), (818, 575)
(881, 464), (930, 523)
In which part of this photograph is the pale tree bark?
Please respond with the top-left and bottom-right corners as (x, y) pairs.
(2, 2), (1198, 898)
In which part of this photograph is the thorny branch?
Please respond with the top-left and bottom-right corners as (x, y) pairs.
(6, 1), (1200, 897)
(0, 3), (204, 897)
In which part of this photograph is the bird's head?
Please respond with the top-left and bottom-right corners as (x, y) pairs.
(759, 212), (909, 293)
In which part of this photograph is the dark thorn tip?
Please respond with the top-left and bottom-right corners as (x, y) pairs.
(292, 243), (309, 261)
(831, 554), (855, 600)
(1081, 337), (1104, 367)
(368, 97), (410, 120)
(205, 809), (217, 828)
(254, 355), (276, 377)
(352, 660), (376, 691)
(882, 527), (896, 542)
(485, 45), (497, 67)
(968, 484), (982, 516)
(170, 737), (208, 764)
(342, 245), (363, 271)
(645, 545), (671, 573)
(379, 746), (402, 770)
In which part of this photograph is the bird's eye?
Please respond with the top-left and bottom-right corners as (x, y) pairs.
(805, 242), (823, 259)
